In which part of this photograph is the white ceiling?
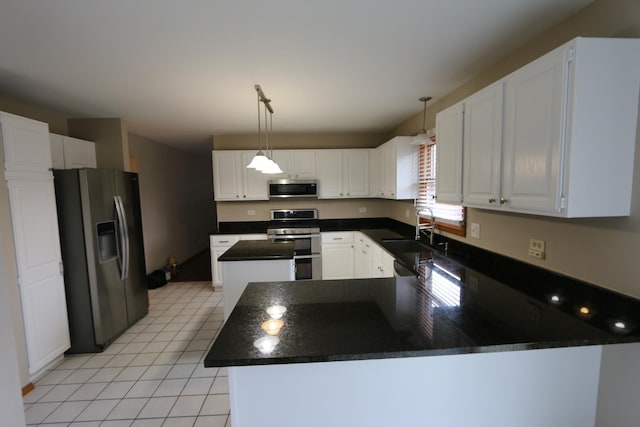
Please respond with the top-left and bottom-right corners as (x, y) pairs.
(0, 0), (592, 152)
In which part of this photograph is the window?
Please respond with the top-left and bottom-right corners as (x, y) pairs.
(416, 135), (466, 236)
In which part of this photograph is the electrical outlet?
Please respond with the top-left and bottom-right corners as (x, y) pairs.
(470, 223), (480, 239)
(528, 238), (546, 259)
(247, 209), (256, 216)
(359, 207), (367, 213)
(405, 209), (410, 218)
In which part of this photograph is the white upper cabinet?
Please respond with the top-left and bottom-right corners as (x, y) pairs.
(435, 103), (465, 204)
(0, 112), (52, 174)
(50, 133), (97, 169)
(501, 37), (640, 217)
(450, 37), (640, 217)
(462, 82), (504, 208)
(212, 150), (269, 201)
(271, 150), (317, 179)
(317, 149), (370, 199)
(376, 136), (418, 200)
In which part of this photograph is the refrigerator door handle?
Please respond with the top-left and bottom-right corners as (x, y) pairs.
(114, 195), (130, 280)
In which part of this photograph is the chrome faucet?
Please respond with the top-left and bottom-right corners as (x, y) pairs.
(415, 207), (435, 245)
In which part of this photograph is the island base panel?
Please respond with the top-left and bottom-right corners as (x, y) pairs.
(228, 346), (601, 427)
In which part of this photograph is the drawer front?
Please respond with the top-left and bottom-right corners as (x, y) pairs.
(321, 231), (354, 244)
(211, 235), (240, 247)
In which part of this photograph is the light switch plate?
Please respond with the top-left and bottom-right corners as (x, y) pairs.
(470, 223), (480, 239)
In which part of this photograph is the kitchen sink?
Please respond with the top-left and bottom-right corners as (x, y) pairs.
(381, 239), (432, 253)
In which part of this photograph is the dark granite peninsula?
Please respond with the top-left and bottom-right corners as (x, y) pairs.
(205, 239), (640, 427)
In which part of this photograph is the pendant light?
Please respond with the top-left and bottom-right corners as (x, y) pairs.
(246, 88), (269, 169)
(260, 105), (283, 174)
(247, 85), (283, 174)
(412, 96), (433, 145)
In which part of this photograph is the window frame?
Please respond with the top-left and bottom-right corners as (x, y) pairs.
(416, 136), (466, 237)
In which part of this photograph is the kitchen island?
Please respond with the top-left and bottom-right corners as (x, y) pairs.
(205, 241), (640, 427)
(218, 239), (295, 320)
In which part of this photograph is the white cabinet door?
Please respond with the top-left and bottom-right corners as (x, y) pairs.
(354, 233), (373, 278)
(502, 46), (566, 212)
(210, 235), (241, 287)
(240, 151), (269, 200)
(272, 150), (317, 179)
(292, 150), (317, 178)
(50, 134), (65, 169)
(462, 82), (504, 208)
(317, 150), (343, 198)
(1, 112), (51, 173)
(377, 137), (417, 200)
(371, 244), (394, 278)
(321, 244), (354, 279)
(212, 151), (241, 200)
(344, 150), (370, 197)
(62, 136), (97, 169)
(318, 150), (371, 199)
(436, 103), (465, 204)
(321, 232), (354, 279)
(7, 177), (70, 374)
(212, 151), (268, 201)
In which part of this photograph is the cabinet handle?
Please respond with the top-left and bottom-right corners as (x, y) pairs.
(500, 197), (508, 204)
(219, 240), (229, 243)
(488, 197), (496, 203)
(333, 238), (343, 240)
(340, 193), (344, 196)
(431, 195), (437, 200)
(236, 195), (240, 198)
(243, 195), (247, 198)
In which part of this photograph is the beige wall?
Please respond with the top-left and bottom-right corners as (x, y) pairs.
(217, 198), (391, 223)
(129, 134), (217, 272)
(389, 0), (640, 299)
(213, 132), (387, 150)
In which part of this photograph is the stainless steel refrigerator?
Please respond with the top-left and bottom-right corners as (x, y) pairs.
(54, 169), (148, 353)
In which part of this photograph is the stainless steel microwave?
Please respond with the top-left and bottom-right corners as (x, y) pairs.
(268, 179), (318, 198)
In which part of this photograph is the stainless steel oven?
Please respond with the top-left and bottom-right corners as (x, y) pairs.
(267, 209), (321, 280)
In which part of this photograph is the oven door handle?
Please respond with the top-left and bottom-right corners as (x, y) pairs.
(293, 254), (321, 259)
(271, 234), (320, 240)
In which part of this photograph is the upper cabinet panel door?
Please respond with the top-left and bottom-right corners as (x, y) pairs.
(50, 134), (65, 169)
(435, 102), (465, 204)
(462, 82), (504, 208)
(292, 150), (317, 178)
(212, 151), (241, 200)
(502, 46), (566, 213)
(317, 150), (342, 198)
(1, 112), (51, 173)
(240, 151), (269, 200)
(62, 136), (97, 169)
(7, 177), (70, 374)
(344, 150), (370, 197)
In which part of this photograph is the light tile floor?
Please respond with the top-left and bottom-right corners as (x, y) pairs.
(23, 281), (231, 427)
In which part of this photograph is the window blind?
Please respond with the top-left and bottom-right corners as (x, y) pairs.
(416, 137), (464, 224)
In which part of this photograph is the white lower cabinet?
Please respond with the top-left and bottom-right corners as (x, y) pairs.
(354, 232), (394, 278)
(7, 177), (70, 375)
(210, 234), (267, 287)
(321, 232), (355, 279)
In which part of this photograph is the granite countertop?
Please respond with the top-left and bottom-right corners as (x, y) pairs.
(205, 240), (640, 367)
(217, 240), (295, 261)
